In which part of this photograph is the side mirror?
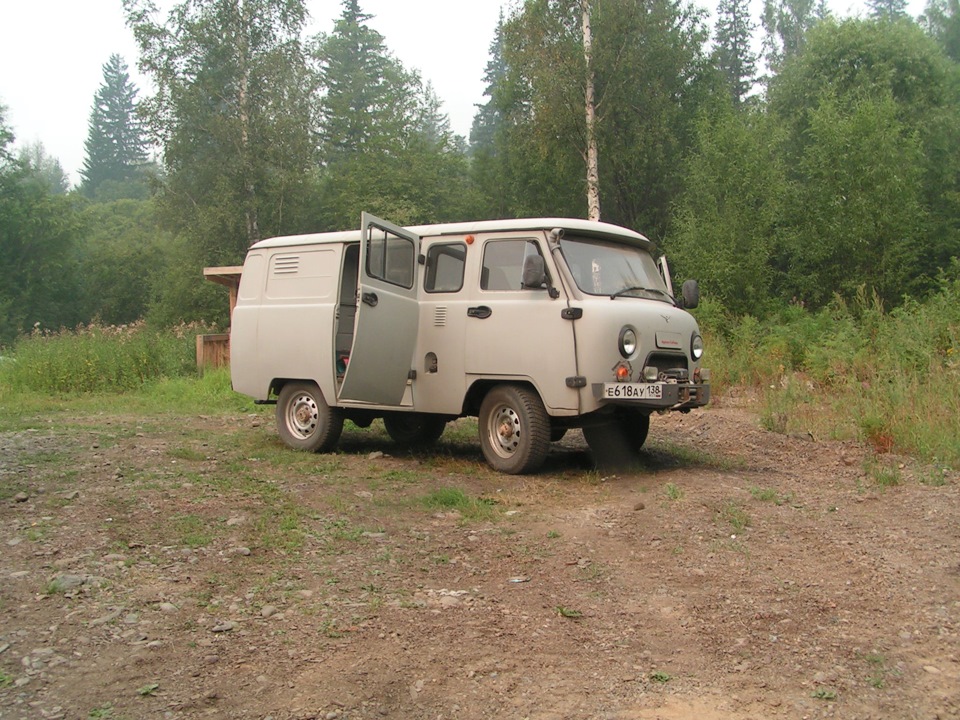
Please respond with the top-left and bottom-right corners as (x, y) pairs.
(681, 279), (700, 309)
(521, 255), (547, 289)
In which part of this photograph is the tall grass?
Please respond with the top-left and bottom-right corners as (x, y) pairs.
(700, 267), (960, 466)
(0, 322), (196, 394)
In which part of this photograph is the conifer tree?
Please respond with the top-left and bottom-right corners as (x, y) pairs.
(80, 54), (148, 198)
(713, 0), (758, 105)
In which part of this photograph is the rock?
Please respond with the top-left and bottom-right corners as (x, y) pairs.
(14, 492), (29, 503)
(261, 605), (278, 618)
(634, 501), (646, 511)
(158, 602), (178, 613)
(211, 621), (236, 633)
(368, 451), (384, 460)
(227, 547), (251, 556)
(923, 665), (942, 674)
(50, 574), (86, 592)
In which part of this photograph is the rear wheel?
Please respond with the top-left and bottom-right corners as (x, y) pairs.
(478, 385), (551, 474)
(276, 382), (343, 452)
(383, 413), (447, 448)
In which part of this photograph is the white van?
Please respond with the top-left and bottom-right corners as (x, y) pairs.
(231, 213), (709, 474)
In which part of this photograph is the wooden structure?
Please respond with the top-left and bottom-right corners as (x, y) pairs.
(198, 266), (243, 370)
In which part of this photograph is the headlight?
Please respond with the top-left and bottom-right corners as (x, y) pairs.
(691, 333), (704, 360)
(619, 327), (637, 358)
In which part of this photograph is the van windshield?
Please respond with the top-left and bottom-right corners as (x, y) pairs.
(559, 236), (673, 302)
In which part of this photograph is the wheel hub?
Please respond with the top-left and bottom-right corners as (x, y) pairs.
(290, 395), (318, 437)
(492, 407), (521, 455)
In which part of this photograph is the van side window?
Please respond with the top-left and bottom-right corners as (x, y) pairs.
(481, 239), (544, 291)
(367, 227), (415, 288)
(424, 243), (466, 293)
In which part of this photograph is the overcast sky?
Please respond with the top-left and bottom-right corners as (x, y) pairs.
(0, 0), (926, 186)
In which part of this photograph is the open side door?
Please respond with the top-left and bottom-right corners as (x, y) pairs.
(338, 213), (420, 406)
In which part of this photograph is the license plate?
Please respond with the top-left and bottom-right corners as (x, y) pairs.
(602, 382), (663, 400)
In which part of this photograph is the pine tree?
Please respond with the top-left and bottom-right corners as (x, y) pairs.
(867, 0), (910, 21)
(713, 0), (758, 105)
(316, 0), (416, 160)
(80, 54), (148, 198)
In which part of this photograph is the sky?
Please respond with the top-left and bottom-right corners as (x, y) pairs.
(0, 0), (927, 186)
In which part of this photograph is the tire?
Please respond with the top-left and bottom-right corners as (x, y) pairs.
(621, 410), (651, 449)
(276, 382), (343, 453)
(478, 385), (551, 474)
(582, 410), (650, 470)
(383, 413), (447, 448)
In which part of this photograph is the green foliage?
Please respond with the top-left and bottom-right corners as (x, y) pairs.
(477, 0), (714, 233)
(669, 107), (789, 316)
(0, 161), (86, 345)
(125, 0), (319, 258)
(78, 199), (169, 325)
(1, 323), (196, 394)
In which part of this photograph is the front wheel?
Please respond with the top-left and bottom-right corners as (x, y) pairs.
(276, 382), (343, 453)
(582, 410), (650, 471)
(478, 385), (551, 474)
(383, 413), (447, 448)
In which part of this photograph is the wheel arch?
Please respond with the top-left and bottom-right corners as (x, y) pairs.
(463, 378), (542, 417)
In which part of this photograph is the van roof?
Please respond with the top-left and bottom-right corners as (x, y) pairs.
(249, 218), (652, 250)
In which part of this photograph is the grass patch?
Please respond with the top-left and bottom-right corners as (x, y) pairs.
(419, 487), (498, 521)
(748, 485), (793, 505)
(173, 514), (214, 548)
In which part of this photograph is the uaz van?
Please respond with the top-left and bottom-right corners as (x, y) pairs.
(231, 213), (710, 474)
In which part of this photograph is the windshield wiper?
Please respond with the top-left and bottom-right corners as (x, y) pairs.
(609, 285), (676, 304)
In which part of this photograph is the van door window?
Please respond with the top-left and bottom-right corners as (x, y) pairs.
(481, 239), (544, 291)
(367, 227), (415, 288)
(424, 243), (466, 293)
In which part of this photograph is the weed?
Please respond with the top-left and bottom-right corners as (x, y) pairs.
(664, 482), (684, 501)
(546, 530), (561, 539)
(811, 688), (837, 700)
(864, 457), (901, 488)
(649, 671), (672, 683)
(720, 501), (750, 531)
(555, 606), (582, 619)
(0, 670), (12, 687)
(137, 683), (160, 696)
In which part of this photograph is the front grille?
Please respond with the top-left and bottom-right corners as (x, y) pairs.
(644, 352), (688, 378)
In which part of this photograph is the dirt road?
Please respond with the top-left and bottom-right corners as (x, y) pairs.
(1, 401), (958, 719)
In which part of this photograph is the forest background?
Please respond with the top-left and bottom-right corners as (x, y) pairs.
(0, 0), (958, 462)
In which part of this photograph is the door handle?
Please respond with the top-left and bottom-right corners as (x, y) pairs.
(362, 292), (378, 307)
(467, 306), (492, 319)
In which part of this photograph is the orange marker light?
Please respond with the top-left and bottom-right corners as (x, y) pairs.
(465, 234), (475, 245)
(615, 364), (631, 381)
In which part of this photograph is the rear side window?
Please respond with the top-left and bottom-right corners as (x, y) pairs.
(424, 243), (466, 293)
(481, 239), (543, 291)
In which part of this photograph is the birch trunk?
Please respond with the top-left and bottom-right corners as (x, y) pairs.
(582, 0), (601, 222)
